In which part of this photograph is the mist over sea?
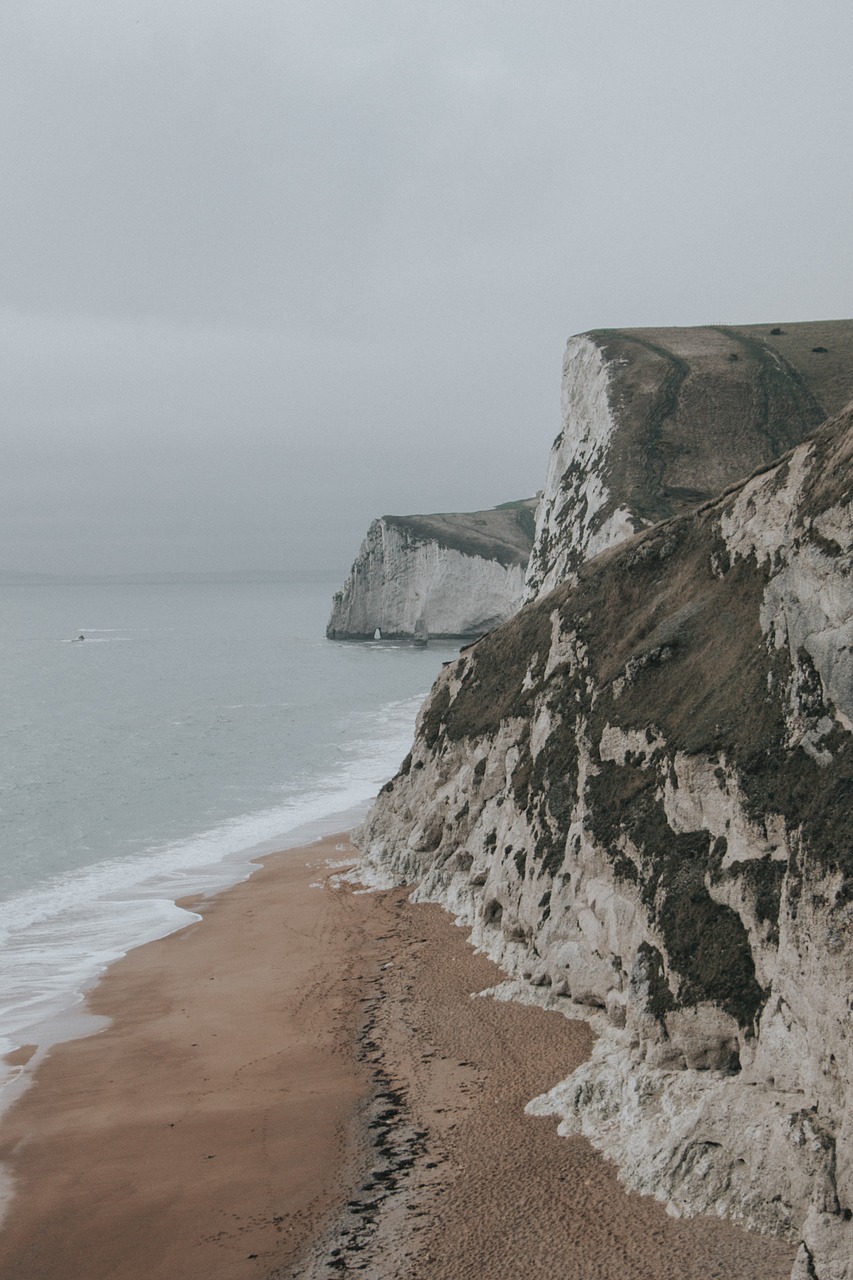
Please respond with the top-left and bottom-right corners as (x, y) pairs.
(0, 574), (457, 1091)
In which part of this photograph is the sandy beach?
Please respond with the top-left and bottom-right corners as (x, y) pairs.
(0, 834), (796, 1280)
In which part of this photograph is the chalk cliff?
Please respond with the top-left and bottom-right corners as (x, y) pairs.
(357, 399), (853, 1279)
(526, 320), (853, 599)
(327, 503), (536, 640)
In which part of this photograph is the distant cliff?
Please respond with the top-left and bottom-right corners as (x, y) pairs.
(526, 320), (853, 598)
(327, 502), (536, 641)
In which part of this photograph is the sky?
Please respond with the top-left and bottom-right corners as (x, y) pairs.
(2, 0), (852, 576)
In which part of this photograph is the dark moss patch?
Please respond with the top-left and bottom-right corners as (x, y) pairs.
(513, 506), (537, 542)
(664, 885), (764, 1027)
(484, 899), (503, 926)
(510, 713), (585, 879)
(793, 753), (853, 878)
(580, 515), (775, 760)
(611, 854), (639, 883)
(511, 739), (534, 807)
(630, 942), (675, 1023)
(442, 603), (553, 741)
(795, 646), (830, 717)
(585, 759), (658, 864)
(533, 828), (567, 877)
(811, 528), (845, 557)
(420, 681), (451, 750)
(586, 758), (765, 1027)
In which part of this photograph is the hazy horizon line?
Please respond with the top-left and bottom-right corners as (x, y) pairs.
(0, 569), (343, 586)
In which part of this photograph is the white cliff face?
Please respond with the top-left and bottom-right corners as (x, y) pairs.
(327, 516), (529, 639)
(355, 404), (853, 1280)
(525, 335), (637, 600)
(720, 448), (853, 743)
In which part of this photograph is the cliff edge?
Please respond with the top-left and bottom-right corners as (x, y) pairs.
(358, 400), (853, 1279)
(527, 319), (853, 598)
(327, 502), (536, 640)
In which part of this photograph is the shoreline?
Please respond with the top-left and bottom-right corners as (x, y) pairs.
(0, 833), (796, 1279)
(0, 834), (377, 1279)
(0, 796), (380, 1094)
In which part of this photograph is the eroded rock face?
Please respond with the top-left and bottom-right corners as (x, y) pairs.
(327, 505), (535, 640)
(526, 320), (853, 600)
(357, 403), (853, 1279)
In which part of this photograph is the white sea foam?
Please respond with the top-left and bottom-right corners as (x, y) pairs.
(0, 690), (425, 1108)
(0, 576), (459, 1127)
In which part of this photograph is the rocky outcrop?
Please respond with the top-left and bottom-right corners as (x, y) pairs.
(327, 503), (536, 640)
(526, 320), (853, 599)
(356, 401), (853, 1279)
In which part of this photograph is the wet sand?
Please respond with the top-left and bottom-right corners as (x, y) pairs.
(0, 835), (795, 1280)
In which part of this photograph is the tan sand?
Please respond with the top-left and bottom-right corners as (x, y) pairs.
(0, 834), (796, 1280)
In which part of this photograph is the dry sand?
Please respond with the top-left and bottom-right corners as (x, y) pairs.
(0, 834), (796, 1280)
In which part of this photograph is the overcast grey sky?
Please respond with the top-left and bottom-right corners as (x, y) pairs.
(2, 0), (852, 575)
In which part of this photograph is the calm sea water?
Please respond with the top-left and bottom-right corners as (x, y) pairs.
(0, 576), (456, 1093)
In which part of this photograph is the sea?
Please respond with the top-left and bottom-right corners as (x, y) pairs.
(0, 573), (458, 1108)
